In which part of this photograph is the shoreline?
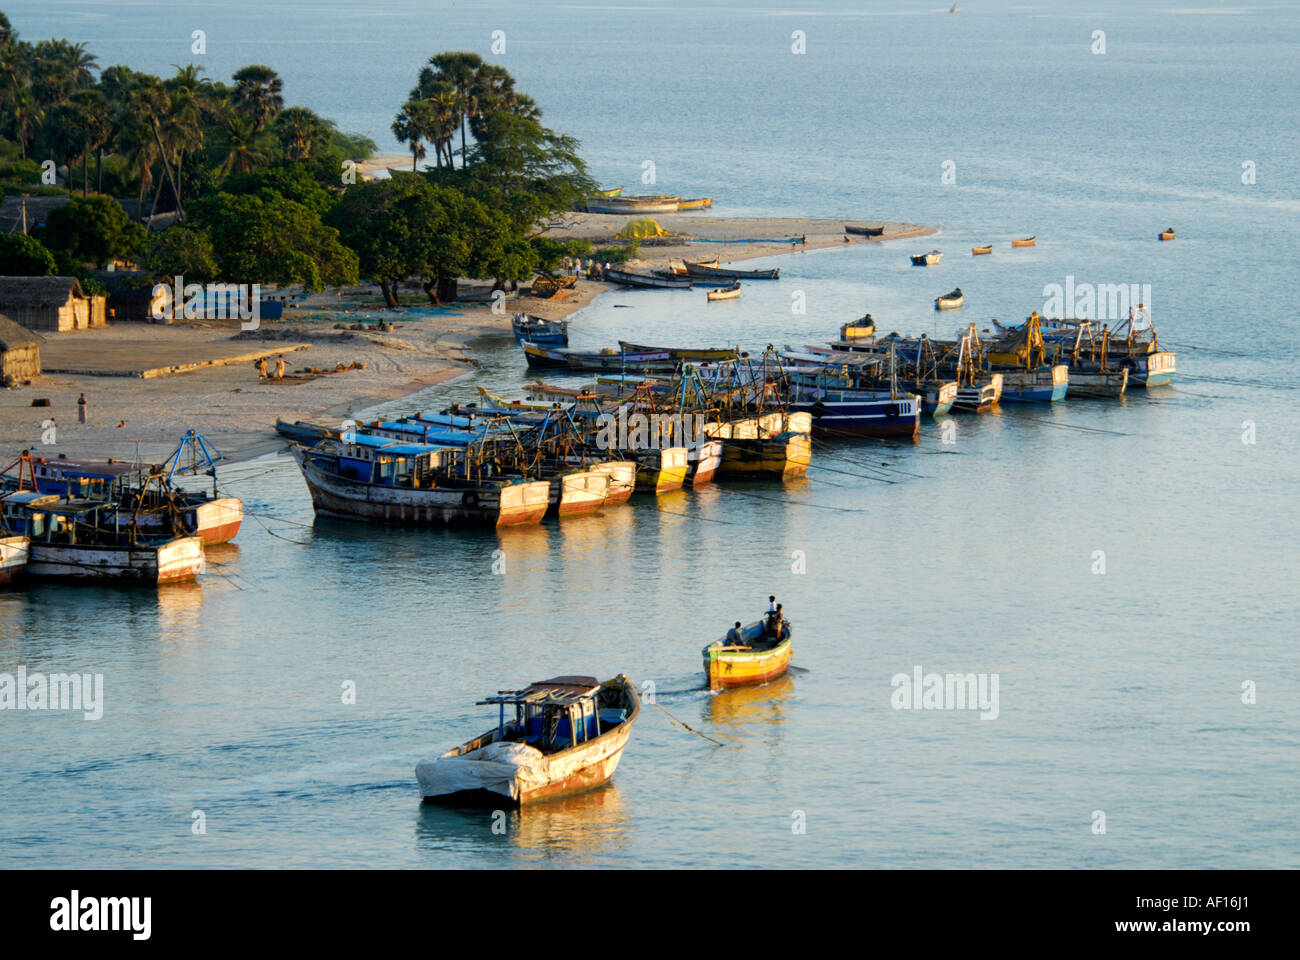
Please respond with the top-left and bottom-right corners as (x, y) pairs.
(0, 214), (930, 471)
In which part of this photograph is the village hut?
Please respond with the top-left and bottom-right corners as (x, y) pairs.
(0, 313), (43, 384)
(0, 276), (107, 332)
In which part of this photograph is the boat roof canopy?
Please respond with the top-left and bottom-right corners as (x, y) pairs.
(477, 675), (602, 708)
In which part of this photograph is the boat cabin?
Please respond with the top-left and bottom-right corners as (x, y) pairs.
(478, 676), (628, 754)
(0, 491), (63, 538)
(3, 455), (148, 500)
(330, 435), (461, 486)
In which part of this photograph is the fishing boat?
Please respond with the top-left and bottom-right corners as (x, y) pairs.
(712, 413), (812, 482)
(3, 493), (205, 584)
(1011, 236), (1036, 247)
(972, 245), (993, 256)
(594, 186), (624, 197)
(686, 439), (724, 485)
(844, 224), (885, 237)
(703, 618), (792, 690)
(588, 461), (637, 503)
(839, 315), (876, 341)
(543, 468), (611, 518)
(706, 281), (741, 302)
(633, 447), (689, 495)
(617, 342), (739, 363)
(935, 288), (964, 311)
(522, 342), (677, 373)
(683, 261), (780, 281)
(511, 313), (569, 346)
(997, 365), (1069, 403)
(911, 250), (942, 266)
(416, 674), (640, 806)
(1066, 367), (1128, 398)
(791, 387), (921, 439)
(275, 418), (340, 446)
(602, 267), (692, 290)
(1159, 228), (1175, 241)
(676, 197), (713, 210)
(292, 438), (551, 528)
(0, 512), (28, 585)
(584, 196), (680, 214)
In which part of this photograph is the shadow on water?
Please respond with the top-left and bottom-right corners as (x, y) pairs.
(414, 782), (632, 862)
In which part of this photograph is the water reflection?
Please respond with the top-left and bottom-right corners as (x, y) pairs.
(705, 674), (795, 733)
(414, 782), (631, 863)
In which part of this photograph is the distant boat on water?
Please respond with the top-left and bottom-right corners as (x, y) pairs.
(684, 261), (779, 280)
(1011, 236), (1036, 247)
(603, 267), (692, 289)
(844, 224), (885, 237)
(1159, 228), (1176, 241)
(911, 250), (942, 266)
(934, 287), (964, 310)
(972, 244), (993, 256)
(706, 281), (741, 301)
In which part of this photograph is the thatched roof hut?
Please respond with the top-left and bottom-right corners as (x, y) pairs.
(0, 276), (107, 332)
(0, 312), (44, 383)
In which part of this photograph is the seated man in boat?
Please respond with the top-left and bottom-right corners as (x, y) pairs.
(726, 622), (744, 647)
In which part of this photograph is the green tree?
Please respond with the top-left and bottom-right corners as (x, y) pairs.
(231, 64), (283, 132)
(0, 231), (57, 275)
(275, 106), (329, 162)
(190, 189), (357, 289)
(143, 224), (218, 283)
(37, 194), (144, 266)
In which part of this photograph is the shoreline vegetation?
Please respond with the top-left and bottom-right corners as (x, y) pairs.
(0, 12), (930, 467)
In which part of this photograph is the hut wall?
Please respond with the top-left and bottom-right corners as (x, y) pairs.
(1, 344), (41, 381)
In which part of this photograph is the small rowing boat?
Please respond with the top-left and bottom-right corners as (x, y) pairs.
(911, 250), (942, 266)
(522, 342), (677, 373)
(845, 224), (885, 237)
(511, 313), (568, 346)
(617, 342), (739, 362)
(972, 244), (993, 256)
(1159, 228), (1175, 241)
(935, 287), (964, 310)
(1011, 236), (1036, 247)
(839, 315), (876, 340)
(703, 618), (792, 690)
(706, 281), (741, 302)
(676, 197), (713, 210)
(416, 674), (640, 805)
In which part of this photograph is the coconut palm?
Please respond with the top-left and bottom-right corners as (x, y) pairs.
(276, 105), (329, 162)
(68, 88), (110, 196)
(392, 100), (432, 171)
(216, 111), (268, 176)
(426, 52), (482, 169)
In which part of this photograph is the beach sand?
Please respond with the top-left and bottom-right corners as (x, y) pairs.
(0, 215), (929, 470)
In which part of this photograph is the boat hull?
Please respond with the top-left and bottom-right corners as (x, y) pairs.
(27, 537), (204, 584)
(634, 448), (689, 495)
(703, 623), (793, 690)
(589, 461), (636, 503)
(793, 392), (921, 439)
(547, 470), (610, 518)
(687, 440), (724, 485)
(996, 366), (1069, 403)
(717, 432), (811, 481)
(1067, 368), (1128, 398)
(1120, 351), (1176, 387)
(0, 535), (29, 585)
(296, 451), (550, 527)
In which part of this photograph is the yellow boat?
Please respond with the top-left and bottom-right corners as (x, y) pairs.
(676, 197), (713, 210)
(840, 315), (876, 340)
(972, 244), (993, 255)
(1011, 235), (1036, 248)
(706, 281), (741, 302)
(633, 447), (689, 494)
(703, 619), (793, 690)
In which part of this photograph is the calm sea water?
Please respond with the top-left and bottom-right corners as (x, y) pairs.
(2, 0), (1298, 868)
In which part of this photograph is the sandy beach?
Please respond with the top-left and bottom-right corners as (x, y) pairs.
(0, 214), (929, 470)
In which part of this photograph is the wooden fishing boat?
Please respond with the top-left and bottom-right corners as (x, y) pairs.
(703, 619), (792, 690)
(602, 267), (692, 290)
(0, 531), (28, 586)
(588, 461), (637, 503)
(839, 315), (876, 341)
(972, 244), (993, 256)
(633, 447), (689, 495)
(934, 287), (964, 310)
(617, 342), (739, 362)
(911, 250), (942, 266)
(845, 224), (885, 237)
(1011, 236), (1036, 247)
(996, 364), (1069, 403)
(594, 186), (624, 197)
(1120, 350), (1176, 388)
(545, 468), (611, 518)
(416, 674), (640, 806)
(716, 431), (811, 481)
(1066, 367), (1128, 398)
(675, 197), (713, 210)
(292, 440), (551, 527)
(683, 261), (780, 281)
(791, 387), (921, 439)
(584, 196), (680, 214)
(686, 439), (724, 485)
(1159, 228), (1175, 241)
(522, 342), (677, 373)
(511, 313), (569, 346)
(275, 418), (340, 446)
(706, 281), (741, 302)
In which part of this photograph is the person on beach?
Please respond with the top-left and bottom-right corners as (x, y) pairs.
(801, 233), (807, 246)
(726, 622), (744, 646)
(275, 355), (286, 379)
(256, 358), (268, 380)
(77, 393), (87, 424)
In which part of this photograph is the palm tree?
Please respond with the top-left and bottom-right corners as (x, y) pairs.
(217, 111), (268, 176)
(427, 52), (482, 169)
(468, 63), (519, 141)
(163, 65), (209, 208)
(231, 64), (283, 132)
(277, 105), (328, 162)
(68, 88), (110, 196)
(392, 100), (431, 171)
(10, 88), (43, 160)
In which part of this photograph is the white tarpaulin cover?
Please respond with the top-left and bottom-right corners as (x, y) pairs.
(416, 741), (547, 800)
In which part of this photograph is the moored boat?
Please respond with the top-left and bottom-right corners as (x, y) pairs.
(935, 287), (964, 310)
(911, 250), (942, 266)
(791, 387), (921, 439)
(972, 244), (993, 255)
(683, 261), (780, 281)
(602, 267), (692, 289)
(617, 342), (739, 362)
(275, 418), (340, 446)
(0, 532), (28, 586)
(675, 197), (713, 210)
(633, 447), (689, 495)
(845, 224), (885, 237)
(1011, 236), (1036, 247)
(545, 468), (611, 518)
(686, 439), (724, 485)
(1159, 228), (1175, 241)
(416, 674), (640, 806)
(1066, 367), (1128, 398)
(839, 314), (876, 341)
(706, 281), (741, 302)
(511, 313), (569, 346)
(522, 342), (677, 373)
(996, 364), (1069, 403)
(703, 619), (792, 690)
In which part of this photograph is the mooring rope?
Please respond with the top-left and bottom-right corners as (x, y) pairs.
(628, 680), (726, 747)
